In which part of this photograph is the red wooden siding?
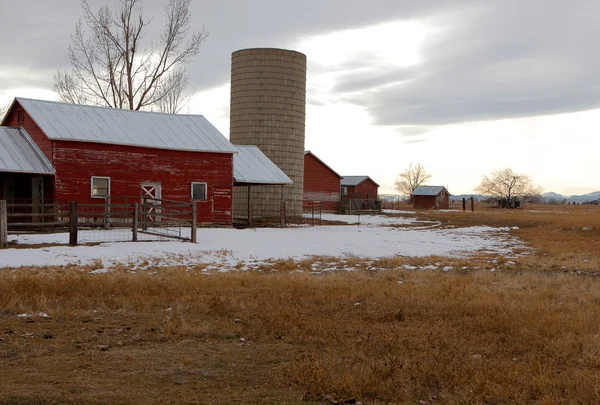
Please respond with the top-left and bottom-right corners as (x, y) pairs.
(3, 101), (53, 162)
(413, 193), (449, 209)
(52, 140), (233, 224)
(346, 179), (378, 199)
(303, 153), (341, 211)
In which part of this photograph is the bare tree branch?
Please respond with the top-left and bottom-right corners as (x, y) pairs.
(394, 162), (432, 202)
(53, 0), (207, 113)
(476, 168), (542, 208)
(0, 100), (11, 121)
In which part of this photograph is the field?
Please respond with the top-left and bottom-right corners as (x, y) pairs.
(1, 204), (600, 404)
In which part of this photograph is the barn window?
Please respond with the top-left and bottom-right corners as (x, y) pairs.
(341, 187), (348, 196)
(91, 176), (110, 198)
(17, 109), (24, 124)
(191, 182), (207, 201)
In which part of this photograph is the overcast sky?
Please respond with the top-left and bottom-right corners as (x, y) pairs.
(1, 0), (599, 195)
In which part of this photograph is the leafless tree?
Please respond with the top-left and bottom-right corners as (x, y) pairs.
(53, 0), (207, 111)
(476, 168), (542, 208)
(395, 162), (432, 201)
(153, 68), (194, 113)
(0, 100), (10, 121)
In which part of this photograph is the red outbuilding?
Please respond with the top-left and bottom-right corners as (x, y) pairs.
(1, 98), (238, 225)
(341, 176), (379, 199)
(303, 151), (342, 212)
(412, 185), (450, 209)
(340, 176), (380, 212)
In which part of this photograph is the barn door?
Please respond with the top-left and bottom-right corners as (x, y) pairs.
(141, 182), (162, 224)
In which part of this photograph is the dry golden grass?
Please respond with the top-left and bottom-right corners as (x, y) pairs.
(2, 203), (600, 404)
(2, 268), (600, 404)
(394, 203), (600, 273)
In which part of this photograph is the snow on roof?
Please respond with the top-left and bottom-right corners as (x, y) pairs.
(413, 186), (448, 196)
(12, 98), (237, 154)
(341, 176), (380, 187)
(233, 145), (292, 185)
(0, 127), (55, 174)
(304, 151), (342, 178)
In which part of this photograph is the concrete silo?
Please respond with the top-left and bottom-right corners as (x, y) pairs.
(229, 48), (307, 220)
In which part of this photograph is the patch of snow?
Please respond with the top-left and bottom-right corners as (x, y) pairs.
(89, 268), (110, 274)
(321, 213), (421, 226)
(382, 209), (417, 215)
(2, 225), (527, 271)
(442, 266), (453, 272)
(17, 314), (29, 318)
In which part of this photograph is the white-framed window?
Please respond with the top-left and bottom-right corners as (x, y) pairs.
(341, 186), (348, 196)
(191, 182), (207, 201)
(91, 176), (110, 198)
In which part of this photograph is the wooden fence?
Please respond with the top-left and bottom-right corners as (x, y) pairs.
(0, 198), (197, 248)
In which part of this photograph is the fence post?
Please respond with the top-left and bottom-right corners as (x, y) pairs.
(69, 201), (78, 246)
(191, 202), (197, 243)
(132, 202), (138, 242)
(247, 186), (252, 227)
(463, 198), (466, 212)
(142, 197), (148, 230)
(0, 200), (7, 249)
(471, 196), (475, 212)
(281, 201), (286, 228)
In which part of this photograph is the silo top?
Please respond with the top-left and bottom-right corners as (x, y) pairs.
(232, 48), (307, 62)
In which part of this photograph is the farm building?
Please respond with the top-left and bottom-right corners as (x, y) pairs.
(340, 176), (380, 213)
(0, 97), (287, 226)
(412, 185), (450, 209)
(303, 151), (342, 212)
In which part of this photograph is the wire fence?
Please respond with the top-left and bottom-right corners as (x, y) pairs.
(233, 199), (322, 227)
(1, 197), (196, 247)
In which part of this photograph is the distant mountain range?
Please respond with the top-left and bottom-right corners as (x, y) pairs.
(541, 191), (600, 203)
(448, 192), (600, 204)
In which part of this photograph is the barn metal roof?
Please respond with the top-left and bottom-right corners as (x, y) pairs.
(0, 127), (55, 174)
(341, 176), (380, 187)
(233, 145), (293, 185)
(13, 98), (237, 154)
(413, 186), (448, 196)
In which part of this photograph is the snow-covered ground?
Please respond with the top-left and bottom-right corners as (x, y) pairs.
(0, 213), (527, 270)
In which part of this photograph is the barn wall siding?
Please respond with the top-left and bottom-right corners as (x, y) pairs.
(413, 193), (450, 209)
(52, 140), (233, 224)
(303, 154), (341, 211)
(4, 102), (54, 162)
(355, 180), (378, 198)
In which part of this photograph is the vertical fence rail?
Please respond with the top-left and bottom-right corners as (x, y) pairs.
(0, 200), (7, 249)
(69, 201), (78, 246)
(132, 202), (139, 242)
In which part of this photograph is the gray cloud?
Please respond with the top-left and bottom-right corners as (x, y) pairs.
(328, 0), (600, 125)
(1, 0), (598, 129)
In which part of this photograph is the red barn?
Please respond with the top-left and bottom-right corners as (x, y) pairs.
(1, 98), (238, 225)
(412, 186), (450, 209)
(303, 151), (342, 212)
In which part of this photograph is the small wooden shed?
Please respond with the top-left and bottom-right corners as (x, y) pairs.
(412, 186), (450, 209)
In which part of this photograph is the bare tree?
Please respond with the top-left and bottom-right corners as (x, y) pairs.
(395, 162), (432, 201)
(0, 100), (10, 121)
(53, 0), (207, 111)
(153, 68), (194, 113)
(476, 168), (542, 208)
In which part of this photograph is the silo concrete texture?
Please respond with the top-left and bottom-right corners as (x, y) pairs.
(230, 48), (307, 219)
